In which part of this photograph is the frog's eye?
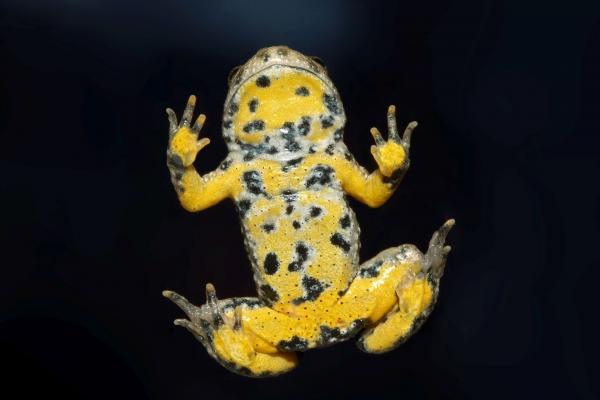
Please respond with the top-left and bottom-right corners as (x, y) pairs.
(228, 65), (243, 87)
(309, 56), (327, 71)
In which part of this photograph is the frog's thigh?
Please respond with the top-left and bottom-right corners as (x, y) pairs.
(208, 299), (300, 377)
(338, 245), (436, 353)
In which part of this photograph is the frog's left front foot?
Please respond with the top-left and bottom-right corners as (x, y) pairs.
(370, 105), (417, 180)
(163, 284), (298, 377)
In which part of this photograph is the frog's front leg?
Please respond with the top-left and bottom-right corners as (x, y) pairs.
(334, 220), (454, 354)
(163, 284), (298, 377)
(166, 95), (236, 212)
(333, 106), (417, 207)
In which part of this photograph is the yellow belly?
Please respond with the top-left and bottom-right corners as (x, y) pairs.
(241, 189), (358, 312)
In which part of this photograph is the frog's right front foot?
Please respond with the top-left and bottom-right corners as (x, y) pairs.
(166, 95), (210, 191)
(163, 284), (298, 377)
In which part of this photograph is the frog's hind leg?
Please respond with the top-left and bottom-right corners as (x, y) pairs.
(163, 284), (298, 377)
(338, 219), (454, 354)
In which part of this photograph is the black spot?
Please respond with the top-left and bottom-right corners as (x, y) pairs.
(263, 253), (279, 275)
(306, 165), (334, 188)
(287, 157), (303, 167)
(325, 144), (335, 155)
(267, 146), (278, 154)
(237, 199), (251, 218)
(340, 214), (351, 229)
(321, 115), (334, 129)
(259, 284), (279, 305)
(296, 242), (309, 262)
(323, 93), (341, 115)
(167, 153), (184, 171)
(256, 75), (270, 87)
(282, 189), (297, 203)
(293, 221), (301, 229)
(286, 205), (294, 215)
(309, 146), (316, 154)
(359, 260), (384, 278)
(310, 207), (322, 218)
(333, 129), (343, 142)
(281, 121), (295, 135)
(228, 102), (239, 116)
(280, 123), (301, 152)
(344, 150), (354, 161)
(381, 168), (406, 186)
(330, 232), (351, 253)
(225, 298), (263, 310)
(283, 134), (301, 152)
(282, 157), (303, 172)
(262, 223), (275, 233)
(295, 86), (310, 96)
(223, 119), (232, 129)
(299, 275), (328, 302)
(243, 120), (265, 133)
(297, 116), (311, 136)
(219, 159), (232, 170)
(288, 242), (309, 272)
(248, 98), (259, 113)
(319, 320), (365, 346)
(257, 49), (270, 62)
(242, 170), (266, 195)
(278, 336), (309, 351)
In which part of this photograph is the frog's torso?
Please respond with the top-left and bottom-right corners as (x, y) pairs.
(219, 51), (361, 316)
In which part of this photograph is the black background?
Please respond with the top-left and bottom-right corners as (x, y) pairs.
(1, 0), (599, 399)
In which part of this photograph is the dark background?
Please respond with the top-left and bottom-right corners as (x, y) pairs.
(1, 0), (598, 398)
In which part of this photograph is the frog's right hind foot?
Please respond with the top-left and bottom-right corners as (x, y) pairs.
(163, 284), (298, 377)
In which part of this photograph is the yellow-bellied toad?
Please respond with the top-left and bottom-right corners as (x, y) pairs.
(163, 45), (454, 377)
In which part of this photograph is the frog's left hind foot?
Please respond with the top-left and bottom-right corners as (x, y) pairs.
(357, 219), (455, 353)
(163, 284), (298, 377)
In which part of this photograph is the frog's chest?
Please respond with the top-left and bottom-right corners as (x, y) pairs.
(233, 161), (360, 308)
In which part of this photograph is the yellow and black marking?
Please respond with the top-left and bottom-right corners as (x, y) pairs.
(164, 45), (453, 377)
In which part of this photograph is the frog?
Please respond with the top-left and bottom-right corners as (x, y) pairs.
(163, 45), (454, 377)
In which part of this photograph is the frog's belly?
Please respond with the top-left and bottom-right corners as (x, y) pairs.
(240, 189), (359, 311)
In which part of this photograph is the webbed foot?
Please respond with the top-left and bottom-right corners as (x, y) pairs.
(163, 284), (298, 377)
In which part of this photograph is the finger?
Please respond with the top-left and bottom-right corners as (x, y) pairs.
(162, 290), (201, 319)
(166, 108), (178, 136)
(370, 145), (381, 162)
(196, 137), (211, 152)
(431, 219), (455, 247)
(173, 319), (207, 341)
(402, 121), (418, 150)
(233, 307), (243, 330)
(181, 95), (196, 127)
(205, 283), (224, 326)
(192, 113), (206, 134)
(370, 127), (385, 146)
(387, 105), (400, 142)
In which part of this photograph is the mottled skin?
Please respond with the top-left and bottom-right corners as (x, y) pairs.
(163, 46), (454, 377)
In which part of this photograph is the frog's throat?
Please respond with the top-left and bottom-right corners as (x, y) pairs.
(224, 64), (338, 111)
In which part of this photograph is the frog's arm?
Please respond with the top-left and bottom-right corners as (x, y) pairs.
(333, 106), (417, 208)
(166, 95), (238, 212)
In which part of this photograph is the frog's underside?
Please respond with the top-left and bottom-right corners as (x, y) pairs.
(163, 45), (454, 377)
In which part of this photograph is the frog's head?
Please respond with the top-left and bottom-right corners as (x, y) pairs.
(222, 45), (346, 161)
